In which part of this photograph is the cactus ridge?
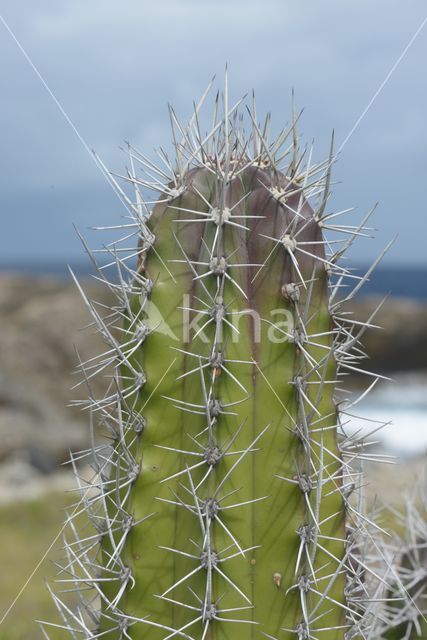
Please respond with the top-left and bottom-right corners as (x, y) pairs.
(40, 79), (424, 640)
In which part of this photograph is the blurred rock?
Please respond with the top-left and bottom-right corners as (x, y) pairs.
(0, 454), (41, 487)
(348, 295), (427, 374)
(0, 273), (113, 470)
(0, 273), (426, 479)
(27, 443), (58, 474)
(0, 452), (78, 504)
(0, 374), (88, 465)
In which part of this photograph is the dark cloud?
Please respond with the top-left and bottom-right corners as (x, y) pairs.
(0, 0), (426, 264)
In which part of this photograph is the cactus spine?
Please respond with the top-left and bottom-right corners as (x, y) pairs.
(41, 82), (423, 640)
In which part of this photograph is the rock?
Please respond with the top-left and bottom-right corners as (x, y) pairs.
(0, 454), (41, 487)
(0, 272), (426, 478)
(0, 374), (89, 466)
(27, 444), (58, 475)
(0, 453), (78, 504)
(348, 296), (427, 374)
(0, 273), (113, 470)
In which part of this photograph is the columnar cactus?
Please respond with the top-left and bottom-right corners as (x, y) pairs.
(41, 82), (411, 639)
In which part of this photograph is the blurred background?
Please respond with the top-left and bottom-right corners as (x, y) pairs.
(0, 1), (426, 638)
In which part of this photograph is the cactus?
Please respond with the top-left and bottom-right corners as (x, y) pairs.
(382, 476), (427, 639)
(40, 80), (420, 640)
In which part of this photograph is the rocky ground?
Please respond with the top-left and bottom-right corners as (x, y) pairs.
(0, 274), (111, 473)
(0, 272), (425, 640)
(348, 296), (427, 375)
(0, 271), (426, 502)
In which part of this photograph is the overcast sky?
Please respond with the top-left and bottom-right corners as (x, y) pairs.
(0, 1), (426, 267)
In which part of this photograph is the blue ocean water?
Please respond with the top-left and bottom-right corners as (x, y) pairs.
(355, 266), (427, 300)
(1, 262), (426, 300)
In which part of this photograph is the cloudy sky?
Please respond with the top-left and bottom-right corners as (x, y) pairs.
(0, 1), (426, 267)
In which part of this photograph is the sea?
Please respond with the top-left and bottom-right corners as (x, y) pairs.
(1, 261), (426, 299)
(1, 261), (426, 457)
(345, 373), (427, 458)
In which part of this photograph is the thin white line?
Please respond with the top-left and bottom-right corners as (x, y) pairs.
(0, 11), (177, 285)
(141, 357), (177, 410)
(0, 15), (94, 159)
(0, 13), (127, 211)
(0, 505), (78, 627)
(338, 15), (427, 155)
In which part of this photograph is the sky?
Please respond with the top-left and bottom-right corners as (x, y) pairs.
(0, 1), (426, 267)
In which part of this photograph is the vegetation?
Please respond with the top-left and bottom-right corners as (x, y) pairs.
(0, 492), (74, 640)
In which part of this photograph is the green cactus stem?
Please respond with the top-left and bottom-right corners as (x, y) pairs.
(43, 82), (398, 640)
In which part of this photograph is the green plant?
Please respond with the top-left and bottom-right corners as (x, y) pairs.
(40, 81), (425, 639)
